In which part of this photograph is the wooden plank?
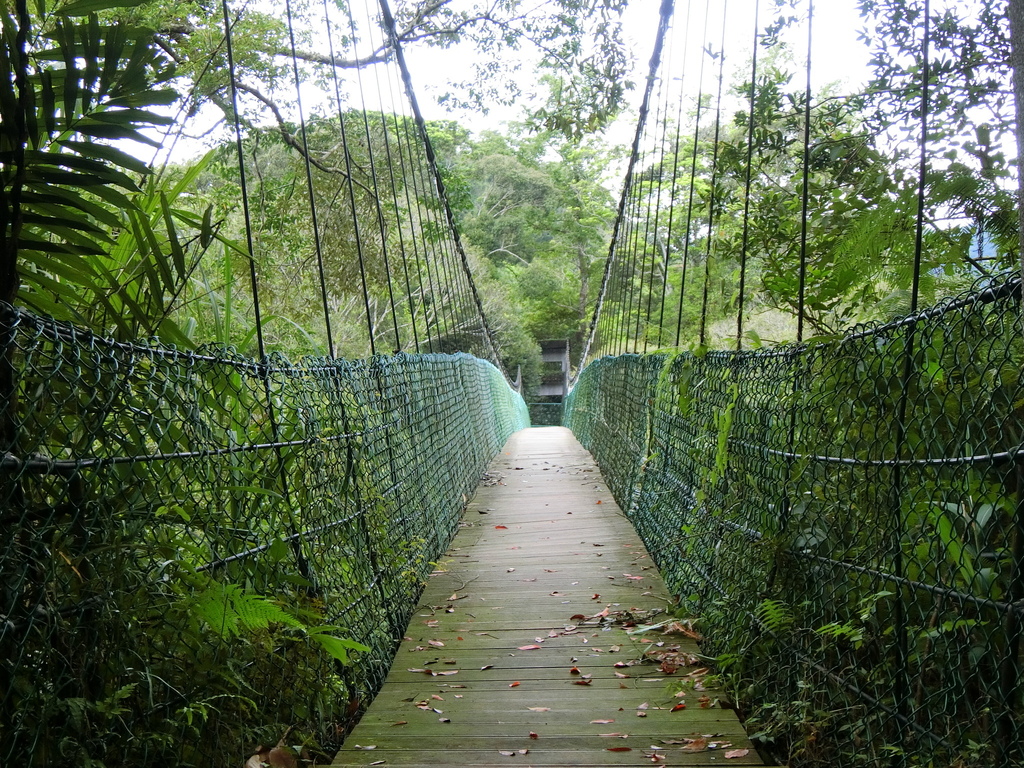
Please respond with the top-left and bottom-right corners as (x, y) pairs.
(332, 427), (770, 767)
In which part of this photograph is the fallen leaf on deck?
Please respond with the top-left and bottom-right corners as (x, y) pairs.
(438, 717), (451, 723)
(570, 614), (587, 621)
(681, 737), (708, 752)
(354, 745), (376, 750)
(391, 721), (407, 726)
(636, 702), (649, 710)
(569, 666), (581, 675)
(724, 749), (750, 759)
(548, 630), (558, 638)
(613, 661), (629, 668)
(509, 681), (520, 687)
(431, 694), (443, 700)
(614, 672), (630, 679)
(529, 732), (539, 739)
(425, 620), (439, 628)
(591, 594), (600, 600)
(698, 695), (712, 708)
(671, 703), (686, 712)
(659, 661), (678, 675)
(527, 707), (551, 712)
(435, 670), (459, 676)
(499, 751), (515, 757)
(599, 733), (627, 738)
(590, 719), (614, 724)
(429, 640), (445, 647)
(519, 645), (542, 650)
(573, 679), (592, 686)
(448, 593), (459, 601)
(369, 762), (386, 766)
(606, 747), (631, 752)
(544, 569), (558, 573)
(495, 526), (508, 529)
(480, 665), (493, 670)
(517, 749), (529, 755)
(596, 500), (603, 504)
(507, 568), (515, 572)
(609, 645), (620, 652)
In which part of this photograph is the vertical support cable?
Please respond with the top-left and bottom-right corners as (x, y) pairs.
(321, 0), (378, 354)
(674, 0), (711, 347)
(220, 0), (316, 591)
(378, 0), (507, 376)
(574, 0), (675, 377)
(735, 0), (760, 351)
(284, 0), (335, 357)
(344, 0), (402, 353)
(656, 0), (693, 347)
(890, 0), (931, 746)
(698, 0), (728, 348)
(796, 0), (814, 342)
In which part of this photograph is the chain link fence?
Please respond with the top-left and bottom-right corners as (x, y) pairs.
(0, 303), (528, 767)
(565, 274), (1024, 767)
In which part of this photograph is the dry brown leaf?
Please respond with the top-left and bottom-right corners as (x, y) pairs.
(428, 640), (445, 647)
(681, 737), (708, 753)
(529, 732), (539, 739)
(590, 719), (614, 724)
(518, 645), (542, 650)
(527, 707), (551, 712)
(391, 721), (408, 726)
(509, 681), (520, 687)
(724, 749), (750, 759)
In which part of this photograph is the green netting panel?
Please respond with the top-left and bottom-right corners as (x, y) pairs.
(565, 275), (1024, 767)
(0, 303), (528, 766)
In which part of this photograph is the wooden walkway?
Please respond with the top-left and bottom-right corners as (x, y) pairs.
(332, 427), (766, 767)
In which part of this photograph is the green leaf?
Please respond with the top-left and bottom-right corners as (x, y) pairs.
(308, 632), (370, 664)
(57, 0), (149, 16)
(57, 139), (151, 175)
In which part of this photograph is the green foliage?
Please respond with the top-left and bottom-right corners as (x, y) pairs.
(565, 275), (1024, 767)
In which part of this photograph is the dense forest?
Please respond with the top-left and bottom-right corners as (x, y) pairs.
(2, 0), (1018, 394)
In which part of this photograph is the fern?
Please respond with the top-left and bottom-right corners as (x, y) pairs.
(754, 599), (794, 634)
(192, 582), (302, 638)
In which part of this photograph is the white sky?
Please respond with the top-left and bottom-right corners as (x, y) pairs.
(149, 0), (876, 166)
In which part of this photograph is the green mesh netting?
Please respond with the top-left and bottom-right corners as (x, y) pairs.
(0, 303), (528, 766)
(566, 274), (1024, 767)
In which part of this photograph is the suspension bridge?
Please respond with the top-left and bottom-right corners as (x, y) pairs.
(1, 0), (1022, 766)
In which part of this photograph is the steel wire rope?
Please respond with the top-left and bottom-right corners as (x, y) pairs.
(398, 114), (452, 351)
(574, 0), (676, 376)
(624, 57), (667, 353)
(889, 0), (931, 742)
(655, 0), (693, 348)
(616, 128), (650, 354)
(218, 0), (317, 591)
(377, 0), (507, 374)
(735, 0), (760, 351)
(361, 0), (422, 353)
(321, 0), (378, 354)
(639, 35), (677, 353)
(344, 0), (403, 352)
(673, 0), (711, 347)
(697, 0), (728, 348)
(619, 73), (667, 354)
(795, 0), (814, 342)
(283, 0), (335, 357)
(380, 65), (427, 353)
